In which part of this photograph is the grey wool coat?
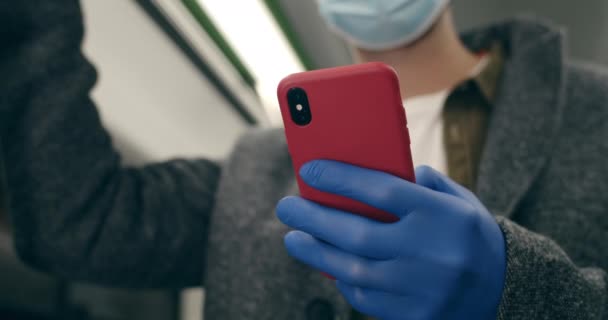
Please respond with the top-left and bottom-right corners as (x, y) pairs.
(203, 17), (608, 320)
(0, 1), (606, 320)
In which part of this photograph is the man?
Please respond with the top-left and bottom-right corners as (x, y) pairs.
(0, 1), (606, 320)
(207, 2), (608, 320)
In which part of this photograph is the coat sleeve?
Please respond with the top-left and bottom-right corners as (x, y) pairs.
(495, 63), (608, 320)
(495, 217), (606, 319)
(0, 0), (221, 288)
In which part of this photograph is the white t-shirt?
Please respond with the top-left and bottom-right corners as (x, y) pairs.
(403, 55), (490, 176)
(404, 89), (450, 174)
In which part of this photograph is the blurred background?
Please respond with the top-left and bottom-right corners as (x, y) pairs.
(0, 0), (607, 319)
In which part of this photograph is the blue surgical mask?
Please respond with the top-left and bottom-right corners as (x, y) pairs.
(317, 0), (450, 51)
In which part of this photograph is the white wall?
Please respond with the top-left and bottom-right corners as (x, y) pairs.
(278, 0), (353, 69)
(452, 0), (608, 66)
(81, 0), (250, 165)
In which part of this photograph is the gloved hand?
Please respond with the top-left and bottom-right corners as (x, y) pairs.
(276, 160), (506, 320)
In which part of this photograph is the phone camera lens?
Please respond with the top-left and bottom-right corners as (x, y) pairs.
(287, 88), (312, 126)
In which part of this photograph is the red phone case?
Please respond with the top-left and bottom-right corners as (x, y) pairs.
(278, 62), (415, 222)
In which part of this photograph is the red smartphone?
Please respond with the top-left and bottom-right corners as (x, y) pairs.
(277, 62), (415, 223)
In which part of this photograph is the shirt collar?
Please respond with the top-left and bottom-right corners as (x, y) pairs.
(472, 42), (505, 104)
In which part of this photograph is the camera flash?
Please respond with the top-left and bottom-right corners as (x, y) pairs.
(296, 104), (303, 111)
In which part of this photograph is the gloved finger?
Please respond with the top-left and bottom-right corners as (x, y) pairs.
(415, 165), (487, 211)
(415, 165), (478, 203)
(277, 196), (400, 260)
(284, 231), (389, 289)
(336, 281), (422, 320)
(299, 160), (443, 217)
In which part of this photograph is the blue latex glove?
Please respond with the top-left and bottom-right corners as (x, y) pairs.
(276, 160), (506, 320)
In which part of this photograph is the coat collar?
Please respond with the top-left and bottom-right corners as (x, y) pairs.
(463, 17), (568, 217)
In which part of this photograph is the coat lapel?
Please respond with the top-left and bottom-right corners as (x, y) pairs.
(465, 18), (568, 218)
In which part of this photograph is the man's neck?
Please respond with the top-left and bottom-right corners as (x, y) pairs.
(354, 10), (480, 99)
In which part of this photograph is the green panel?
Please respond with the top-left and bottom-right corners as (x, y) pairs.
(181, 0), (256, 88)
(262, 0), (316, 70)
